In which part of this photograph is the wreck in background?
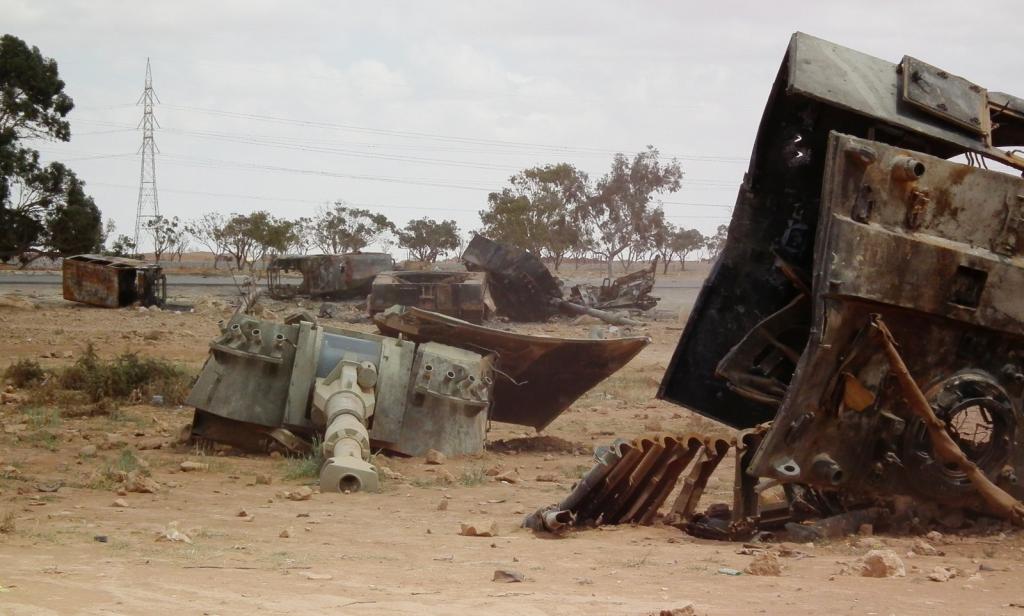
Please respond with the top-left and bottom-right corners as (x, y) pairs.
(367, 270), (489, 323)
(266, 253), (392, 300)
(530, 32), (1024, 537)
(62, 254), (166, 308)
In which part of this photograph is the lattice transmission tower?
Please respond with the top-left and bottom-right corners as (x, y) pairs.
(132, 58), (161, 252)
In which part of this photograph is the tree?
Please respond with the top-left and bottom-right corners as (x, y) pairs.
(146, 215), (182, 263)
(185, 212), (228, 268)
(479, 163), (589, 270)
(310, 203), (394, 254)
(704, 224), (729, 261)
(218, 211), (297, 270)
(671, 228), (705, 270)
(106, 234), (136, 258)
(0, 35), (100, 264)
(398, 218), (460, 262)
(649, 211), (677, 273)
(589, 146), (683, 278)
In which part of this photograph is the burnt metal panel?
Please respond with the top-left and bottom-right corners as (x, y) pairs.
(461, 234), (562, 321)
(374, 307), (649, 430)
(746, 133), (1024, 510)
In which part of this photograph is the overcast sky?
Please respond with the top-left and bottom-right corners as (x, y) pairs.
(4, 0), (1022, 253)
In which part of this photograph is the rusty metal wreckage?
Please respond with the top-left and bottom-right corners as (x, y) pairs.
(527, 32), (1024, 539)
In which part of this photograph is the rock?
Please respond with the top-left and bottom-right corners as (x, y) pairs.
(124, 471), (159, 494)
(179, 461), (209, 472)
(494, 469), (520, 484)
(156, 523), (192, 544)
(744, 552), (783, 576)
(535, 473), (560, 483)
(859, 549), (906, 578)
(858, 524), (874, 536)
(299, 571), (333, 580)
(484, 465), (502, 476)
(287, 486), (314, 501)
(100, 433), (128, 450)
(643, 420), (663, 432)
(254, 473), (273, 485)
(237, 509), (249, 517)
(492, 569), (524, 583)
(112, 498), (130, 508)
(279, 528), (291, 538)
(649, 607), (696, 616)
(437, 499), (448, 511)
(927, 566), (958, 582)
(424, 449), (446, 465)
(0, 392), (22, 404)
(437, 468), (456, 484)
(380, 467), (405, 481)
(79, 445), (98, 458)
(925, 530), (944, 543)
(61, 351), (73, 359)
(912, 539), (941, 556)
(460, 521), (499, 537)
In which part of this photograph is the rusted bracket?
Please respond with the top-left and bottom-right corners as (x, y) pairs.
(871, 314), (1024, 526)
(666, 437), (731, 523)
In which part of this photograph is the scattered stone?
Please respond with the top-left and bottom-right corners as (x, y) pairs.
(912, 539), (942, 556)
(535, 473), (560, 483)
(858, 523), (874, 536)
(299, 571), (333, 580)
(494, 469), (520, 484)
(424, 449), (446, 465)
(179, 461), (209, 472)
(287, 486), (314, 501)
(0, 392), (22, 405)
(35, 481), (62, 493)
(643, 420), (663, 432)
(156, 523), (192, 544)
(460, 522), (499, 537)
(437, 499), (448, 511)
(717, 567), (742, 576)
(379, 467), (405, 481)
(437, 468), (456, 484)
(61, 351), (73, 359)
(492, 569), (524, 583)
(279, 528), (291, 538)
(124, 471), (159, 494)
(927, 566), (958, 582)
(136, 438), (165, 451)
(744, 552), (783, 576)
(925, 530), (944, 543)
(94, 535), (108, 543)
(112, 498), (130, 508)
(254, 473), (273, 485)
(649, 607), (696, 616)
(100, 433), (128, 451)
(484, 465), (502, 476)
(859, 549), (906, 578)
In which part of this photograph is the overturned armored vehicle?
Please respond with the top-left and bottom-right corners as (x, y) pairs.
(62, 254), (166, 308)
(528, 33), (1024, 537)
(659, 32), (1024, 529)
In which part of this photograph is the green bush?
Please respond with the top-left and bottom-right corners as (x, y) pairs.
(59, 343), (192, 404)
(4, 359), (45, 387)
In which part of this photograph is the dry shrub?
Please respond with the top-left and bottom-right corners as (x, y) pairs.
(59, 343), (192, 404)
(4, 359), (46, 387)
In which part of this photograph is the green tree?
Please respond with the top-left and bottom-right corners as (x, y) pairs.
(106, 234), (137, 258)
(588, 146), (682, 278)
(184, 212), (228, 268)
(310, 203), (394, 254)
(480, 163), (589, 270)
(671, 227), (705, 270)
(0, 35), (100, 264)
(704, 223), (729, 261)
(398, 218), (460, 262)
(218, 211), (297, 270)
(146, 215), (182, 263)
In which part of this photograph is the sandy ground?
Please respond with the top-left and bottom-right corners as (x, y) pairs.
(2, 266), (1024, 615)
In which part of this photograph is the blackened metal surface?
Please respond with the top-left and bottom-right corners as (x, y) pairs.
(267, 253), (392, 300)
(747, 133), (1024, 511)
(62, 254), (165, 308)
(659, 32), (1024, 429)
(569, 259), (659, 311)
(367, 270), (488, 323)
(374, 306), (649, 430)
(461, 234), (562, 321)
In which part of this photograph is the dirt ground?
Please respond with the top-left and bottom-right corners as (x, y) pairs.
(2, 271), (1024, 615)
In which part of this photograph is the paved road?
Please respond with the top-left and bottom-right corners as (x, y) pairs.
(0, 273), (240, 287)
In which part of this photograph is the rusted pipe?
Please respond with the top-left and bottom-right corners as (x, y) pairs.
(871, 314), (1024, 526)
